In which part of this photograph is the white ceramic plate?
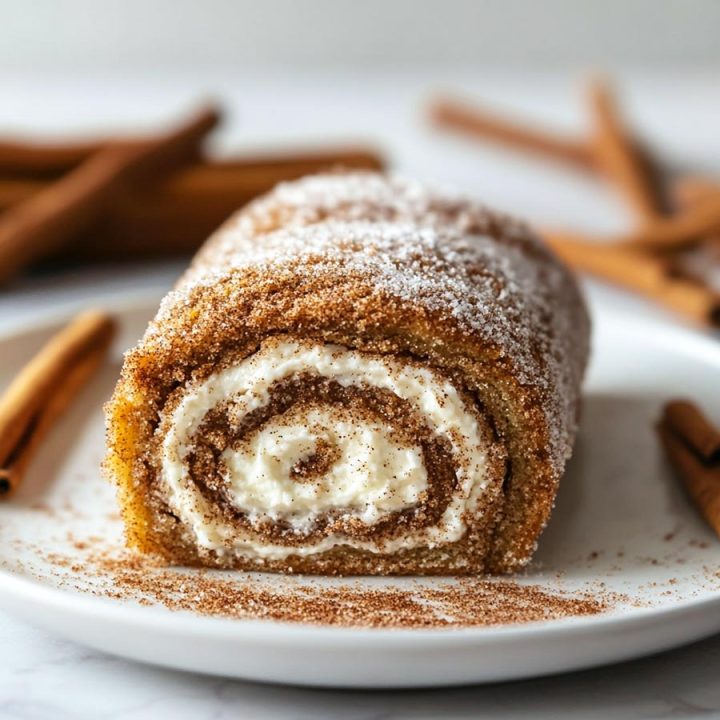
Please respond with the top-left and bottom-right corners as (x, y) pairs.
(0, 294), (719, 688)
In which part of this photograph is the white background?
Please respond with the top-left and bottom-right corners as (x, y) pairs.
(1, 0), (720, 73)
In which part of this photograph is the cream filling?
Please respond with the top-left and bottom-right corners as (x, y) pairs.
(223, 406), (428, 530)
(160, 338), (489, 560)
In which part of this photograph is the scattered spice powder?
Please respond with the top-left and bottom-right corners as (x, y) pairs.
(43, 544), (611, 629)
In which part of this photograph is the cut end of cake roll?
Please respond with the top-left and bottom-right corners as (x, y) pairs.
(105, 172), (590, 575)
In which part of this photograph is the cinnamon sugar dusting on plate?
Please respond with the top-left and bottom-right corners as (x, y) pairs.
(43, 543), (611, 629)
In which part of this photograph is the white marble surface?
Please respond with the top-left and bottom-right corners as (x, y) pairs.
(0, 72), (719, 717)
(0, 612), (718, 719)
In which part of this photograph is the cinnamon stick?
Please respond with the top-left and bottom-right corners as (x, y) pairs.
(0, 142), (384, 186)
(657, 400), (720, 537)
(0, 148), (384, 261)
(545, 195), (720, 255)
(0, 105), (220, 284)
(672, 176), (720, 212)
(544, 231), (720, 326)
(0, 311), (115, 496)
(662, 400), (720, 462)
(0, 178), (48, 209)
(614, 194), (720, 252)
(587, 78), (666, 221)
(429, 97), (595, 170)
(0, 138), (104, 177)
(429, 86), (672, 220)
(0, 148), (385, 212)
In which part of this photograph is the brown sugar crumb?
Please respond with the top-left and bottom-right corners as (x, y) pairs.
(47, 546), (611, 629)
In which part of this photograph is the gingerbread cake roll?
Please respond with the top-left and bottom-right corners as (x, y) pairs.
(106, 173), (590, 575)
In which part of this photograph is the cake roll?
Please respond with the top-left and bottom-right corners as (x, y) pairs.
(106, 172), (590, 575)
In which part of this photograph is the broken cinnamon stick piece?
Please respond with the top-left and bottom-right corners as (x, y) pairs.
(0, 104), (220, 284)
(587, 78), (666, 221)
(544, 231), (720, 326)
(657, 401), (720, 538)
(429, 97), (595, 170)
(0, 311), (115, 497)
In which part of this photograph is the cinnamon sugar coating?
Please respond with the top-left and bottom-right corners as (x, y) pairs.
(106, 172), (590, 575)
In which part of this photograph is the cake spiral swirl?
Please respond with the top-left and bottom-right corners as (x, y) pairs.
(159, 337), (504, 559)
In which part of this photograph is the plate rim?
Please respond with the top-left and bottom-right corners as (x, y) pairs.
(0, 291), (719, 646)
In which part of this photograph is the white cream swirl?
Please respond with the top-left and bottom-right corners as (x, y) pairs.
(223, 406), (428, 529)
(160, 338), (492, 560)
